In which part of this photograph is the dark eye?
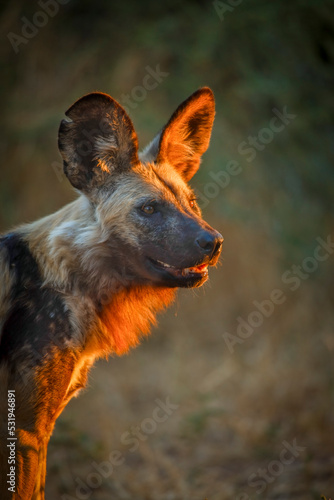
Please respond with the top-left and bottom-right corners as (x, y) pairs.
(141, 203), (155, 215)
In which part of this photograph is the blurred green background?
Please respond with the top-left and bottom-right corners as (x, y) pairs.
(1, 0), (334, 498)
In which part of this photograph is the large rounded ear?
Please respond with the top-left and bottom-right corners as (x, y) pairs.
(143, 87), (215, 182)
(58, 92), (139, 193)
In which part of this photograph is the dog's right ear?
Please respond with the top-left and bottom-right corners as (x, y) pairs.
(58, 92), (139, 193)
(141, 88), (215, 182)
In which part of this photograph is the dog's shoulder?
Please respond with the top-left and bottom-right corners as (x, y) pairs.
(0, 232), (40, 289)
(0, 233), (20, 334)
(0, 232), (76, 365)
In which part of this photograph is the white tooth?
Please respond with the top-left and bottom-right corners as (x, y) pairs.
(156, 259), (171, 268)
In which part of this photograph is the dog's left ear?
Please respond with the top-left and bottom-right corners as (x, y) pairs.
(58, 92), (139, 194)
(143, 87), (215, 182)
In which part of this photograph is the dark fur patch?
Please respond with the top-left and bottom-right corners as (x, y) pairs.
(0, 234), (73, 365)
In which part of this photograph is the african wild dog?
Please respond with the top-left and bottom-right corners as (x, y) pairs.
(0, 87), (223, 499)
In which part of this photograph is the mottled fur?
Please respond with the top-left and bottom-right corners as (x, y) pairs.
(0, 88), (222, 499)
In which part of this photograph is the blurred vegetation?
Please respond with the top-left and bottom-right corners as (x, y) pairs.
(1, 0), (334, 498)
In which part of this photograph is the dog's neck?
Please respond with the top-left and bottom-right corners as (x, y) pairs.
(91, 285), (175, 356)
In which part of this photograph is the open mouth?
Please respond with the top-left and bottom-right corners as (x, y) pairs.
(148, 258), (209, 279)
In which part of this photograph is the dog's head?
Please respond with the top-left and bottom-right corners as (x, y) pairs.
(58, 88), (223, 289)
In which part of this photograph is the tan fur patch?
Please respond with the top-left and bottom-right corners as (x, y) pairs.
(94, 135), (118, 173)
(24, 197), (93, 289)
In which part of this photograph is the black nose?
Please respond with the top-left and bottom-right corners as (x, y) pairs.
(196, 231), (223, 256)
